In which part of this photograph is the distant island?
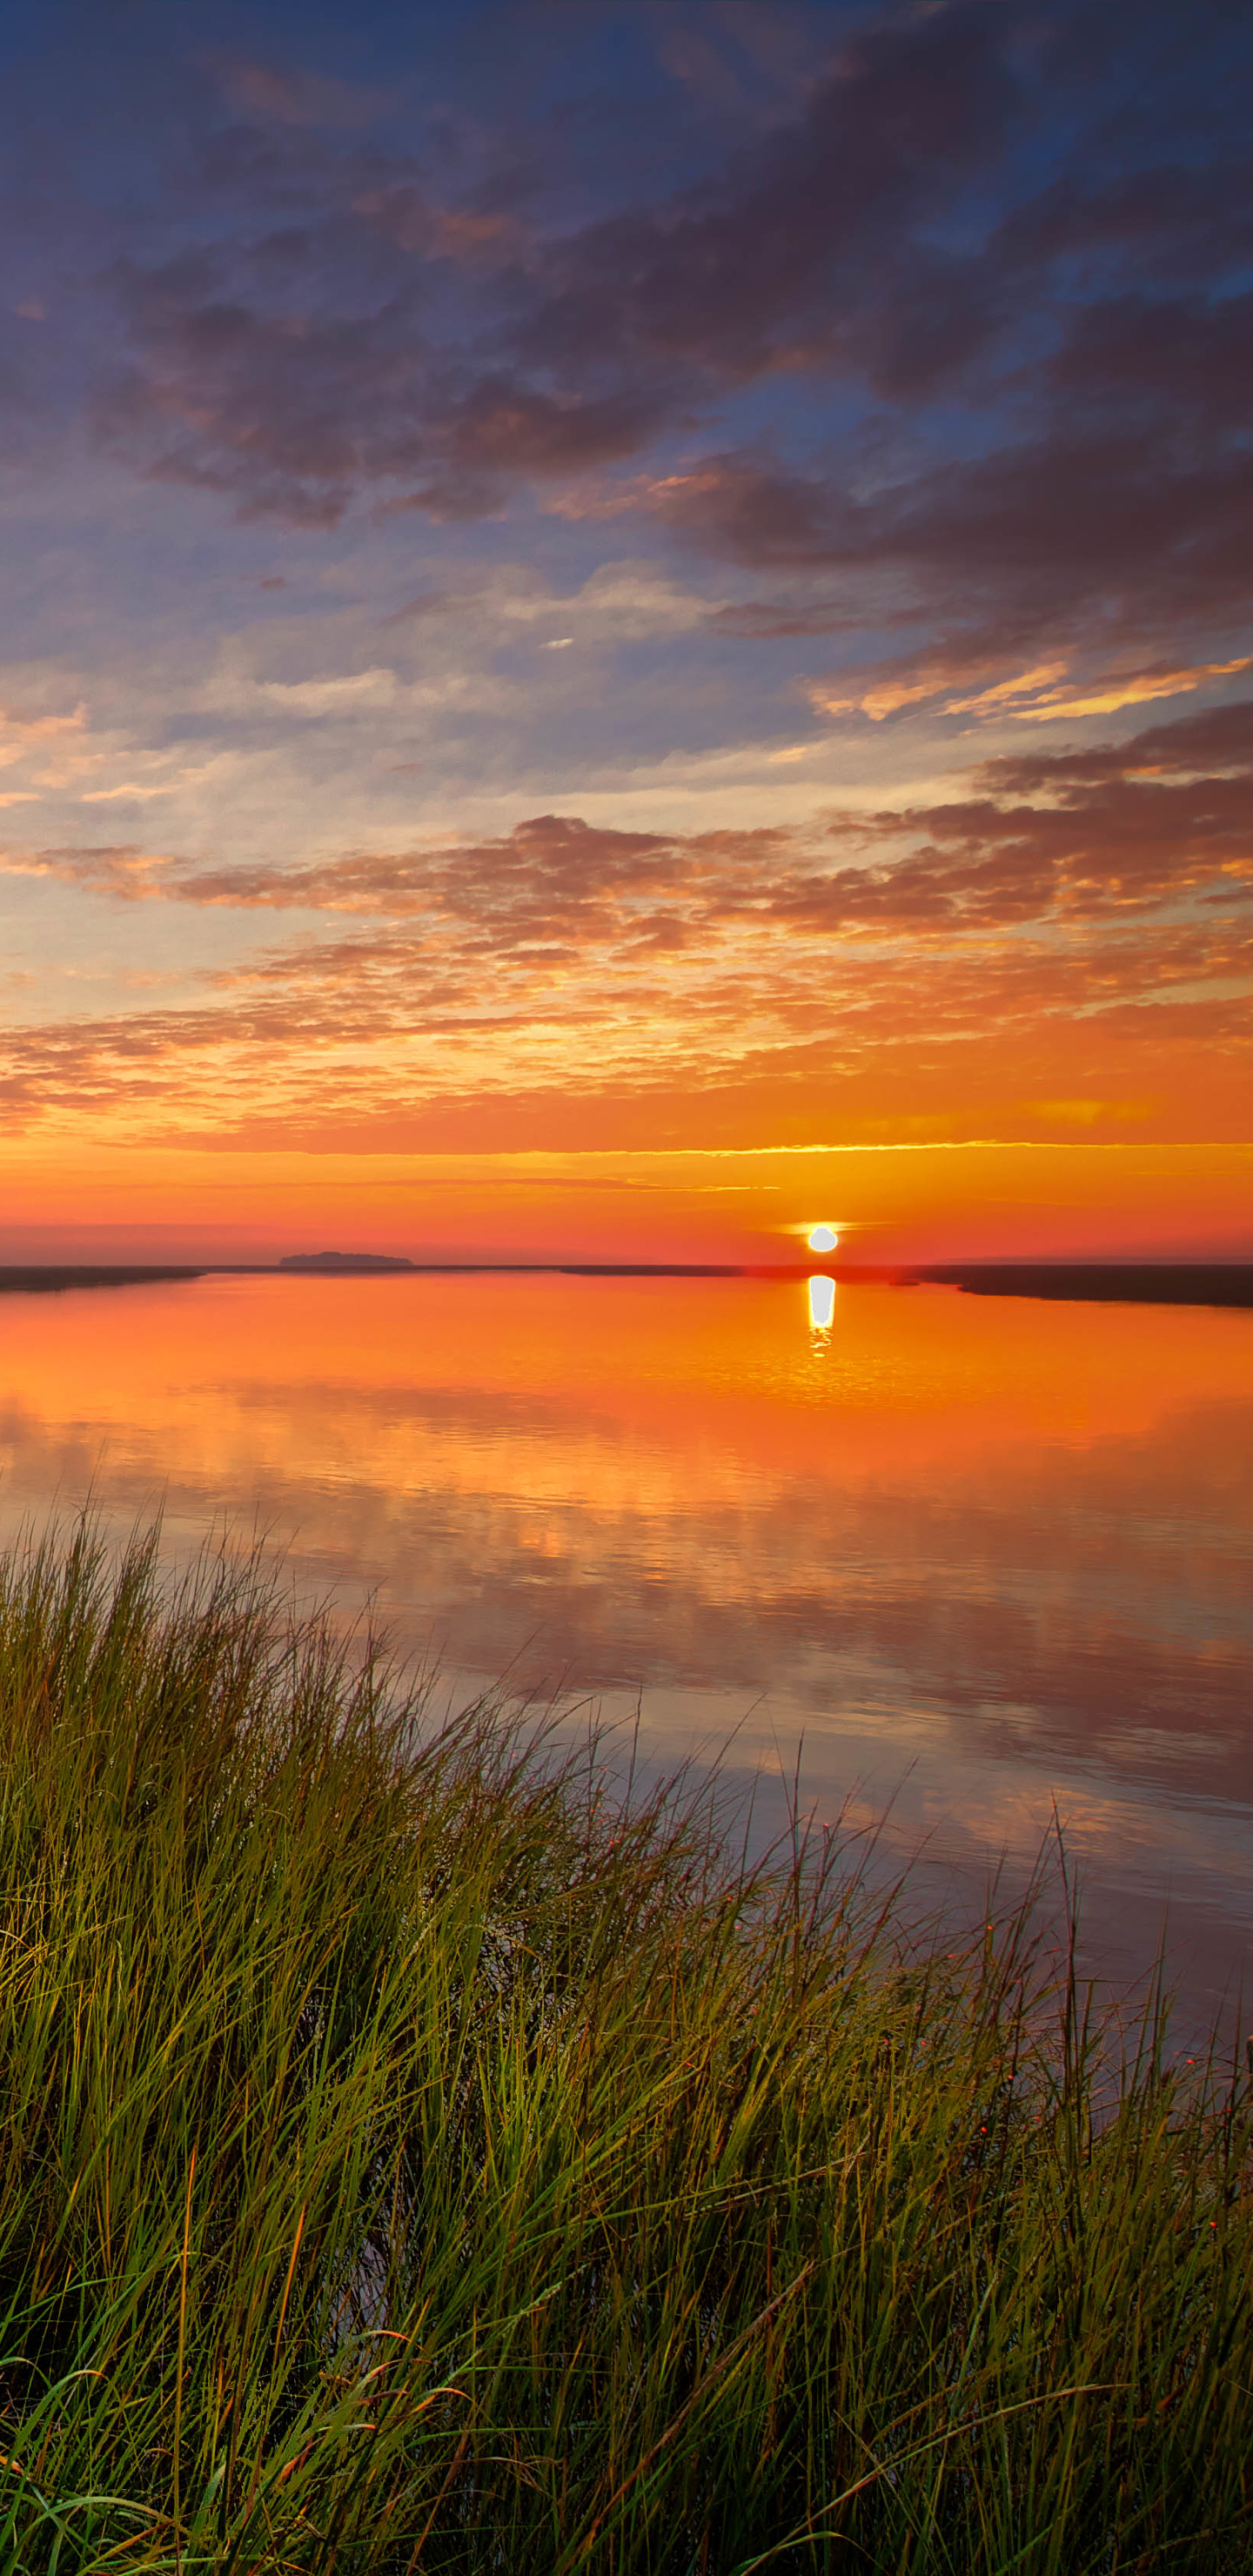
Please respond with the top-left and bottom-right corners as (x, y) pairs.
(277, 1251), (417, 1274)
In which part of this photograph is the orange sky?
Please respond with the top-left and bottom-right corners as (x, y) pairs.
(2, 1137), (1250, 1268)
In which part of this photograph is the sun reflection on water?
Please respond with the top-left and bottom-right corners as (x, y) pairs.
(807, 1274), (836, 1332)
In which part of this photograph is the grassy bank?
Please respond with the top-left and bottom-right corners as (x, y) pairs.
(0, 1528), (1246, 2572)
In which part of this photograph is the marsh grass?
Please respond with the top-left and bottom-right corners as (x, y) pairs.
(0, 1522), (1245, 2571)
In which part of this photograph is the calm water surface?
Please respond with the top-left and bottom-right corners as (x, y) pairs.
(1, 1272), (1250, 2026)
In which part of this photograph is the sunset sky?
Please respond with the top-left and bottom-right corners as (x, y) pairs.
(2, 0), (1250, 1263)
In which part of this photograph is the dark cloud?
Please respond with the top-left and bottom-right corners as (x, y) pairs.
(1046, 291), (1253, 432)
(977, 697), (1253, 795)
(68, 0), (1250, 703)
(648, 432), (1253, 646)
(516, 1), (1015, 388)
(443, 378), (667, 474)
(821, 698), (1253, 927)
(706, 599), (861, 640)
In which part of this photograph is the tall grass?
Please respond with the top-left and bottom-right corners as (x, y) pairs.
(0, 1522), (1245, 2572)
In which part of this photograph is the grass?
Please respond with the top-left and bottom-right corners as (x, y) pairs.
(0, 1523), (1245, 2572)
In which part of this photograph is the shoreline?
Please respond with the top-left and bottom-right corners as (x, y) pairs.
(1, 1258), (1250, 1306)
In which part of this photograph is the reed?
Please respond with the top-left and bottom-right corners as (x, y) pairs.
(0, 1520), (1245, 2572)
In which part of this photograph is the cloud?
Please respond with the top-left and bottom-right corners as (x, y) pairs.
(810, 654), (1253, 728)
(945, 660), (1253, 724)
(642, 429), (1253, 635)
(79, 784), (179, 804)
(382, 560), (715, 648)
(9, 696), (1251, 938)
(975, 695), (1253, 793)
(73, 0), (1248, 723)
(517, 1), (1015, 387)
(831, 697), (1253, 924)
(438, 381), (668, 478)
(0, 703), (87, 773)
(199, 53), (393, 131)
(0, 843), (181, 896)
(256, 667), (399, 716)
(352, 185), (520, 265)
(1, 695), (1248, 1148)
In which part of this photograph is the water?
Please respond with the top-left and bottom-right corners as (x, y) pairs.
(1, 1270), (1250, 2031)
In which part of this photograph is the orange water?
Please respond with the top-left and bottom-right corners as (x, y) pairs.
(1, 1271), (1250, 2019)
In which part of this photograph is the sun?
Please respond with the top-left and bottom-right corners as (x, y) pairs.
(807, 1223), (839, 1254)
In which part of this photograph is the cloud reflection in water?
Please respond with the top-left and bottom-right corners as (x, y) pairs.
(0, 1271), (1250, 2022)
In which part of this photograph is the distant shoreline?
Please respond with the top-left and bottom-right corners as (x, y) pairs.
(1, 1260), (1251, 1307)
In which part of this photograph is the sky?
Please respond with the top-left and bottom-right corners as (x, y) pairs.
(1, 0), (1250, 1263)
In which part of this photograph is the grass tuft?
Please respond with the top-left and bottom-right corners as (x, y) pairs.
(0, 1521), (1245, 2571)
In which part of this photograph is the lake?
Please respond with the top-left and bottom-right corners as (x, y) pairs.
(2, 1270), (1250, 2033)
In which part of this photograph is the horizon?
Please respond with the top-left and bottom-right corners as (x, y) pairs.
(1, 0), (1249, 1258)
(3, 1246), (1252, 1285)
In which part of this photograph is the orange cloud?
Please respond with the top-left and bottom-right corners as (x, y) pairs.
(0, 700), (1247, 1258)
(0, 702), (87, 771)
(809, 654), (1253, 727)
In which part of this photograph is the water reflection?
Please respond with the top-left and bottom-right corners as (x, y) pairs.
(807, 1274), (836, 1332)
(0, 1271), (1250, 2022)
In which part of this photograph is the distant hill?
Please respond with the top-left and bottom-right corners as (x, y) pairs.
(278, 1251), (416, 1274)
